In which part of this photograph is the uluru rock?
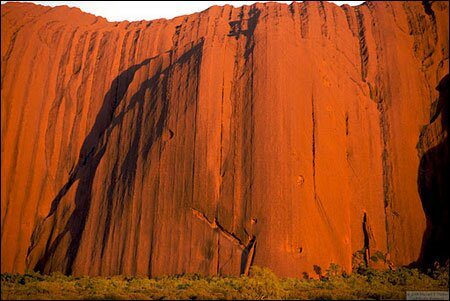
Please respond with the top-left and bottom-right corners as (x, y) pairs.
(1, 1), (448, 277)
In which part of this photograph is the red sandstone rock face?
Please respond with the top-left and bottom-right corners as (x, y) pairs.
(1, 1), (448, 277)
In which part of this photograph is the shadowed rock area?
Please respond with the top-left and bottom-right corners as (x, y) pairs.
(1, 1), (449, 277)
(417, 73), (449, 270)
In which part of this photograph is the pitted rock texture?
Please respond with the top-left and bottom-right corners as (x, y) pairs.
(1, 1), (449, 277)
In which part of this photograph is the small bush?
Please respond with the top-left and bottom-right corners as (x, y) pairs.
(326, 263), (342, 277)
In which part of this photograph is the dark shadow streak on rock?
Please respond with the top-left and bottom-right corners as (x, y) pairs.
(30, 40), (204, 274)
(240, 236), (256, 275)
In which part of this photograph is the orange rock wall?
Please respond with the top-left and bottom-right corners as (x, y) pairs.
(1, 1), (448, 277)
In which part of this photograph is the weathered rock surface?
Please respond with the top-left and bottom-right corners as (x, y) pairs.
(1, 1), (448, 277)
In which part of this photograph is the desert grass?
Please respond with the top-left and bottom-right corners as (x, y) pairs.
(1, 265), (448, 300)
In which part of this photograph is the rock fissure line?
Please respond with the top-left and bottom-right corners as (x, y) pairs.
(311, 93), (317, 202)
(190, 207), (249, 249)
(355, 6), (369, 82)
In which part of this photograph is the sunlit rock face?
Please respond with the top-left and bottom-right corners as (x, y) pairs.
(1, 1), (448, 277)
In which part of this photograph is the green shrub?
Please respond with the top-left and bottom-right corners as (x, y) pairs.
(243, 266), (284, 299)
(326, 263), (342, 277)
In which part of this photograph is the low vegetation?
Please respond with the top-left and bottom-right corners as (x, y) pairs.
(1, 264), (448, 300)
